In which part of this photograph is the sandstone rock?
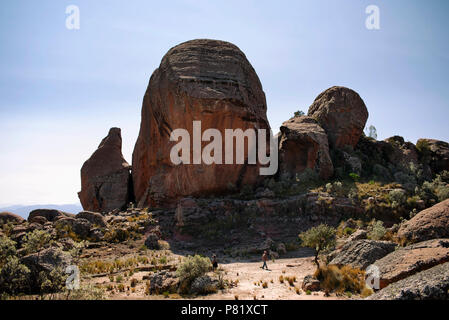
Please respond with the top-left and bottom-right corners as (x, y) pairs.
(302, 275), (320, 291)
(417, 138), (449, 174)
(147, 271), (179, 294)
(132, 39), (270, 207)
(278, 116), (333, 180)
(144, 232), (161, 250)
(76, 211), (107, 228)
(329, 240), (397, 269)
(54, 217), (92, 239)
(190, 275), (218, 294)
(28, 215), (48, 225)
(308, 86), (368, 149)
(372, 239), (449, 288)
(0, 212), (24, 224)
(28, 209), (70, 222)
(21, 247), (72, 292)
(397, 199), (449, 243)
(347, 229), (367, 242)
(78, 127), (132, 213)
(366, 262), (449, 300)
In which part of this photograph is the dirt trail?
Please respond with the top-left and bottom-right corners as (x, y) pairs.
(196, 253), (344, 300)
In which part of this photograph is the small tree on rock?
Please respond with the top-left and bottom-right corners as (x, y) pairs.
(299, 224), (336, 269)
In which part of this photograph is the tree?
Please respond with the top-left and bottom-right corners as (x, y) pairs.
(299, 224), (336, 269)
(366, 125), (378, 140)
(294, 110), (305, 117)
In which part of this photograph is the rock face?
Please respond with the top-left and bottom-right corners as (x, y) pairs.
(372, 239), (449, 289)
(366, 262), (449, 300)
(0, 211), (24, 224)
(308, 86), (368, 149)
(278, 116), (333, 180)
(329, 240), (397, 269)
(417, 138), (449, 174)
(78, 128), (132, 213)
(397, 199), (449, 243)
(132, 39), (270, 207)
(28, 209), (72, 222)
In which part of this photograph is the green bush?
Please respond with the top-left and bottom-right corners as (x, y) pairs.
(176, 255), (211, 284)
(22, 229), (52, 254)
(349, 173), (360, 182)
(0, 256), (30, 295)
(0, 236), (17, 267)
(367, 220), (386, 240)
(388, 189), (407, 208)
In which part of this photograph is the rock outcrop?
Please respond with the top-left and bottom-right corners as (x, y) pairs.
(372, 239), (449, 289)
(278, 116), (333, 180)
(28, 209), (73, 223)
(76, 211), (107, 228)
(308, 86), (368, 149)
(397, 199), (449, 243)
(0, 212), (24, 224)
(329, 239), (397, 269)
(78, 128), (132, 213)
(366, 262), (449, 300)
(132, 39), (270, 207)
(417, 138), (449, 174)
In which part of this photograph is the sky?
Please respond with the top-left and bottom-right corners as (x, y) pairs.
(0, 0), (448, 206)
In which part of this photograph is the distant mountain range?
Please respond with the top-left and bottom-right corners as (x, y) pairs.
(0, 204), (83, 219)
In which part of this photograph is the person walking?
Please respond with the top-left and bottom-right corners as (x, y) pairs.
(261, 250), (269, 270)
(212, 254), (218, 271)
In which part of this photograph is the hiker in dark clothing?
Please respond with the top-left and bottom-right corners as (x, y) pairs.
(261, 250), (269, 270)
(212, 254), (218, 271)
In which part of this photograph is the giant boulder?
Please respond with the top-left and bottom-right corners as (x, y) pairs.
(278, 116), (333, 180)
(78, 128), (132, 213)
(417, 138), (449, 174)
(372, 239), (449, 289)
(308, 86), (368, 149)
(132, 39), (270, 207)
(397, 199), (449, 243)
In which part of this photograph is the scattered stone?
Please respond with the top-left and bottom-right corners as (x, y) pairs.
(302, 275), (320, 291)
(329, 240), (397, 269)
(397, 199), (449, 243)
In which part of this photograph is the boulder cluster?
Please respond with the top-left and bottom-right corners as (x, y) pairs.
(78, 38), (448, 212)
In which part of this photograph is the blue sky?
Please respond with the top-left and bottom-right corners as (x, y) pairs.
(0, 0), (448, 206)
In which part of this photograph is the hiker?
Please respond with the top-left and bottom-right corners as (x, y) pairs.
(212, 254), (218, 271)
(261, 250), (269, 270)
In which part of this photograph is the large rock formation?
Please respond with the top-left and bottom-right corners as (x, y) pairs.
(397, 199), (449, 243)
(366, 262), (449, 300)
(278, 116), (333, 180)
(372, 239), (449, 289)
(132, 39), (270, 207)
(329, 239), (397, 270)
(308, 86), (368, 149)
(0, 211), (24, 224)
(78, 128), (132, 213)
(28, 209), (73, 222)
(417, 138), (449, 174)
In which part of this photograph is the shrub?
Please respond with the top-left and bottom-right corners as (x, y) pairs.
(299, 224), (336, 268)
(367, 220), (386, 240)
(0, 236), (17, 267)
(22, 229), (52, 254)
(326, 181), (344, 197)
(294, 110), (305, 117)
(314, 265), (366, 294)
(388, 189), (407, 208)
(349, 173), (360, 182)
(38, 267), (67, 295)
(296, 168), (320, 185)
(0, 256), (30, 295)
(176, 255), (211, 284)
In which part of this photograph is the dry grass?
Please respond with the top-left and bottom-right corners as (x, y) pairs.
(314, 265), (367, 294)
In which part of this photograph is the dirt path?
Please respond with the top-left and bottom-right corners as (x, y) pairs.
(196, 254), (344, 300)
